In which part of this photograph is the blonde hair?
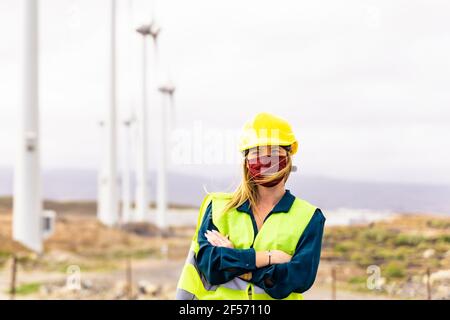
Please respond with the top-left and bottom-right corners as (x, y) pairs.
(219, 150), (293, 216)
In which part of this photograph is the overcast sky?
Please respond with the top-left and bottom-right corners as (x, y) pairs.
(1, 0), (450, 185)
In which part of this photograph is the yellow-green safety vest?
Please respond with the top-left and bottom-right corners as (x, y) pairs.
(175, 192), (317, 300)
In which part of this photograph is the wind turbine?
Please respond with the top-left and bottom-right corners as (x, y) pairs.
(159, 80), (176, 130)
(145, 20), (173, 231)
(134, 23), (154, 222)
(122, 0), (137, 223)
(157, 82), (176, 230)
(121, 116), (136, 224)
(97, 0), (119, 226)
(13, 0), (43, 253)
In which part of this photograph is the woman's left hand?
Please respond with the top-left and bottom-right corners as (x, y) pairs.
(205, 230), (234, 248)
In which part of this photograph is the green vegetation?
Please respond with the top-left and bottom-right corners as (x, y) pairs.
(438, 234), (450, 244)
(348, 276), (366, 284)
(0, 250), (10, 267)
(394, 234), (424, 246)
(426, 219), (450, 229)
(361, 228), (397, 243)
(323, 216), (450, 295)
(8, 282), (41, 295)
(384, 262), (405, 279)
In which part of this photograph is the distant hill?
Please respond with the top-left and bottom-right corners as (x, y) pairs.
(1, 167), (449, 214)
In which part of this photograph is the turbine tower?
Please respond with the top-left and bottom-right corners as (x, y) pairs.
(13, 0), (43, 253)
(146, 21), (171, 230)
(157, 82), (175, 230)
(134, 24), (154, 222)
(123, 0), (136, 222)
(121, 116), (135, 223)
(97, 0), (119, 226)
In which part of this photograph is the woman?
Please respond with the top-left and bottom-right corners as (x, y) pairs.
(176, 112), (326, 300)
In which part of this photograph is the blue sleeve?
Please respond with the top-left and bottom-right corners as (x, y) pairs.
(196, 201), (257, 285)
(249, 208), (326, 299)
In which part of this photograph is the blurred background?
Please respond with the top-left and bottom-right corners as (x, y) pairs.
(0, 0), (449, 300)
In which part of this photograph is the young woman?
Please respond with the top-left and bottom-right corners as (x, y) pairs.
(176, 112), (326, 300)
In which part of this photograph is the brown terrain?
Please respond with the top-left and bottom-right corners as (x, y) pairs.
(0, 197), (449, 300)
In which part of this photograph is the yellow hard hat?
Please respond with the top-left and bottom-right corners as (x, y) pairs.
(239, 112), (298, 155)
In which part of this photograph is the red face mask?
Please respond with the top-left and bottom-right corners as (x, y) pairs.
(247, 155), (288, 187)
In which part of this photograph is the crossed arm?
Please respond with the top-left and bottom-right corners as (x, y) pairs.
(204, 229), (292, 280)
(196, 202), (326, 299)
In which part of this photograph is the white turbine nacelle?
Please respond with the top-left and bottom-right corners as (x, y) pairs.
(136, 21), (161, 40)
(158, 83), (176, 95)
(136, 24), (152, 36)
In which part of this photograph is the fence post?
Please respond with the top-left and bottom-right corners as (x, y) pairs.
(331, 266), (337, 300)
(426, 267), (432, 300)
(10, 254), (18, 300)
(126, 256), (133, 299)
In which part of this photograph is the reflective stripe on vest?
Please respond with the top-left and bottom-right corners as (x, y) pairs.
(176, 192), (316, 300)
(175, 248), (259, 300)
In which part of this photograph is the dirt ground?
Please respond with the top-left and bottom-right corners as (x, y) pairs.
(1, 198), (448, 300)
(0, 254), (393, 300)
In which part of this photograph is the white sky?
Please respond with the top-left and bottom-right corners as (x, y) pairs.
(1, 0), (450, 185)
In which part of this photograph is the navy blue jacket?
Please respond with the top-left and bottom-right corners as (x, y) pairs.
(196, 189), (326, 299)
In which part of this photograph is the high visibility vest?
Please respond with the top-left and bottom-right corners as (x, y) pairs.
(175, 192), (317, 300)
